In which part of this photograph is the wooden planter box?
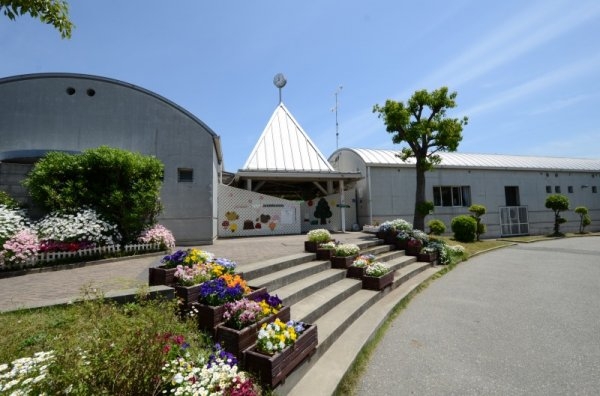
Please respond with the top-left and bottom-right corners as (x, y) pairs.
(362, 271), (394, 291)
(148, 266), (177, 287)
(330, 255), (356, 269)
(417, 251), (438, 264)
(174, 284), (202, 308)
(405, 245), (421, 256)
(193, 287), (267, 335)
(216, 306), (291, 358)
(244, 324), (318, 388)
(383, 231), (398, 244)
(394, 239), (409, 251)
(316, 248), (334, 260)
(304, 241), (319, 253)
(346, 265), (366, 279)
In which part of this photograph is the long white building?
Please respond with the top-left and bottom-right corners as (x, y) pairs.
(329, 148), (600, 237)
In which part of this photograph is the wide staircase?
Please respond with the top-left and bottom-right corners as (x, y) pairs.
(239, 236), (443, 395)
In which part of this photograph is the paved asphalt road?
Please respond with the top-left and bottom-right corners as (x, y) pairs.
(357, 237), (600, 396)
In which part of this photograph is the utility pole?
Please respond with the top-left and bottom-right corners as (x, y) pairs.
(333, 85), (343, 149)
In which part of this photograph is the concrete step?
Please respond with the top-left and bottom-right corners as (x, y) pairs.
(282, 266), (443, 396)
(247, 260), (331, 291)
(274, 268), (349, 306)
(241, 253), (316, 280)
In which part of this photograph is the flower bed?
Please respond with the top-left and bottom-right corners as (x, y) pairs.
(361, 262), (394, 290)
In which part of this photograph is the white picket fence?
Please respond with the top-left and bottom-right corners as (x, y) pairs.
(35, 242), (162, 265)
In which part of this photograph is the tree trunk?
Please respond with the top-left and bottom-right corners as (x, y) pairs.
(413, 166), (426, 231)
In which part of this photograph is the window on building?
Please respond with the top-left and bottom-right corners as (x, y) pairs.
(546, 186), (552, 193)
(177, 168), (193, 182)
(433, 186), (471, 207)
(568, 186), (573, 193)
(593, 186), (598, 193)
(555, 186), (561, 193)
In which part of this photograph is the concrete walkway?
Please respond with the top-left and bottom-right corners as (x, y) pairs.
(357, 236), (600, 396)
(0, 232), (371, 312)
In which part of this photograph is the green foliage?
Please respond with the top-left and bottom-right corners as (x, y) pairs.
(373, 87), (468, 231)
(0, 0), (74, 38)
(314, 197), (332, 225)
(24, 146), (164, 245)
(427, 219), (446, 235)
(468, 204), (486, 241)
(0, 295), (207, 395)
(575, 206), (591, 233)
(450, 215), (477, 242)
(545, 194), (569, 235)
(0, 190), (19, 209)
(416, 200), (434, 216)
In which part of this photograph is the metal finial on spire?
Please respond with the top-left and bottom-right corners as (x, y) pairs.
(273, 73), (287, 103)
(333, 85), (343, 148)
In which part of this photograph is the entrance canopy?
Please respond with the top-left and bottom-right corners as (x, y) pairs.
(235, 103), (361, 200)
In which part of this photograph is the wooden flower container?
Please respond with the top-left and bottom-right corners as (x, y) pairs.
(346, 265), (366, 279)
(174, 283), (202, 309)
(304, 241), (319, 253)
(244, 324), (318, 389)
(383, 231), (398, 245)
(330, 255), (356, 269)
(394, 239), (409, 251)
(216, 306), (291, 358)
(316, 248), (334, 260)
(194, 287), (267, 335)
(148, 266), (177, 287)
(405, 245), (421, 256)
(417, 251), (438, 265)
(362, 271), (394, 291)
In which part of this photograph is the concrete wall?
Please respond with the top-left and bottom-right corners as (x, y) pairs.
(0, 73), (220, 244)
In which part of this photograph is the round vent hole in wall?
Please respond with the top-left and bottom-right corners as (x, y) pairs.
(87, 88), (96, 97)
(66, 87), (76, 95)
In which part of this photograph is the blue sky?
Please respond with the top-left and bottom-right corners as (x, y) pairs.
(2, 0), (599, 172)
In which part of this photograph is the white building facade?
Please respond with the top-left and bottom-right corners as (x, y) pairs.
(329, 148), (600, 237)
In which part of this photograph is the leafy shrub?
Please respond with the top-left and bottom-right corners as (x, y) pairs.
(468, 204), (486, 241)
(545, 194), (569, 236)
(0, 190), (19, 209)
(574, 206), (591, 233)
(427, 219), (446, 235)
(24, 146), (164, 245)
(451, 215), (477, 242)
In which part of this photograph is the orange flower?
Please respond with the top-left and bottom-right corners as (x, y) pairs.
(220, 273), (251, 294)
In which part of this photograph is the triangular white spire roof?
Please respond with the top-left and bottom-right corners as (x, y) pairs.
(242, 103), (335, 172)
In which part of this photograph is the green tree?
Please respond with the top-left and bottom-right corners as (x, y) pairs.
(1, 0), (73, 38)
(24, 146), (164, 245)
(545, 194), (569, 236)
(313, 197), (332, 225)
(469, 204), (486, 241)
(373, 87), (468, 231)
(574, 206), (591, 234)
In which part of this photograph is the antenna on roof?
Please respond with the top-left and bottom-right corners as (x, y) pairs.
(273, 73), (287, 103)
(332, 85), (343, 149)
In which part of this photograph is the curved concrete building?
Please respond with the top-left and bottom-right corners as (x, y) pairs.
(0, 73), (223, 245)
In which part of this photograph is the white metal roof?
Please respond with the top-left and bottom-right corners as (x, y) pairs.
(336, 148), (600, 172)
(241, 103), (335, 172)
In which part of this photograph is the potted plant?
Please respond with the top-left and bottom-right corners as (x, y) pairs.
(347, 254), (375, 279)
(193, 274), (251, 335)
(362, 261), (394, 290)
(216, 293), (290, 358)
(244, 318), (318, 388)
(330, 243), (360, 269)
(149, 249), (189, 286)
(305, 229), (332, 252)
(316, 240), (337, 260)
(418, 246), (438, 264)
